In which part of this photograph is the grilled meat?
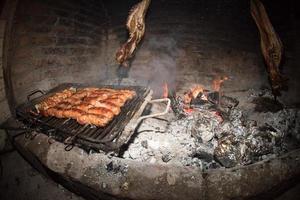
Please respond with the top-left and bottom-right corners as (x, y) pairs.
(116, 0), (151, 66)
(37, 88), (75, 111)
(45, 107), (65, 118)
(87, 107), (114, 119)
(74, 103), (114, 119)
(63, 108), (84, 119)
(77, 114), (110, 126)
(38, 87), (135, 126)
(90, 101), (121, 115)
(104, 98), (126, 107)
(251, 0), (287, 96)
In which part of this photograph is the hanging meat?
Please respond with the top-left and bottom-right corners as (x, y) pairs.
(116, 0), (151, 67)
(250, 0), (287, 96)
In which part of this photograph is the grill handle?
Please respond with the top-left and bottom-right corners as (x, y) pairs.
(136, 98), (171, 123)
(27, 89), (45, 102)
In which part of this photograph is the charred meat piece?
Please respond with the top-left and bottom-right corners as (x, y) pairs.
(116, 0), (151, 66)
(251, 0), (287, 96)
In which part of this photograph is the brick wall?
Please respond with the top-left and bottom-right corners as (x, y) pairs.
(0, 20), (11, 123)
(7, 0), (266, 103)
(6, 0), (299, 105)
(10, 0), (110, 104)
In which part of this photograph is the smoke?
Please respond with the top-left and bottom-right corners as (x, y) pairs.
(130, 36), (181, 97)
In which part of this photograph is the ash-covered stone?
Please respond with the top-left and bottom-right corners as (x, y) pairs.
(207, 92), (220, 105)
(190, 111), (221, 142)
(252, 97), (283, 113)
(214, 120), (285, 167)
(220, 96), (239, 109)
(191, 143), (214, 162)
(162, 152), (173, 163)
(106, 161), (128, 175)
(258, 109), (299, 141)
(141, 140), (148, 149)
(170, 95), (188, 118)
(214, 133), (242, 167)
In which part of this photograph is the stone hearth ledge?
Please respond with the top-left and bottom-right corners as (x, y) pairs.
(9, 130), (300, 200)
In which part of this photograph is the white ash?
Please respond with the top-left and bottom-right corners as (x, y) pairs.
(123, 115), (197, 167)
(122, 89), (300, 169)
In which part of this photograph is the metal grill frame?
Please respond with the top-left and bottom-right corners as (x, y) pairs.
(16, 83), (151, 152)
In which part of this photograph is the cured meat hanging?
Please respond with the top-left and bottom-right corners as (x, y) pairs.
(250, 0), (287, 96)
(116, 0), (151, 66)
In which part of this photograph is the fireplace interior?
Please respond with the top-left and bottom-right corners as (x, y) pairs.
(0, 0), (300, 200)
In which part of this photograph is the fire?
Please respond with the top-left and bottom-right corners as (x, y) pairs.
(212, 76), (228, 91)
(163, 82), (169, 98)
(183, 85), (204, 104)
(181, 85), (206, 114)
(173, 77), (228, 116)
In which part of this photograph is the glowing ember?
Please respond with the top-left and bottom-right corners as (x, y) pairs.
(212, 76), (228, 91)
(163, 82), (169, 98)
(183, 108), (194, 113)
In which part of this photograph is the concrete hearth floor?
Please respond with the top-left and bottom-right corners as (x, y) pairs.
(0, 150), (300, 200)
(0, 150), (84, 200)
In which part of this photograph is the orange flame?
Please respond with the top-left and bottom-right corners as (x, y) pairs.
(212, 76), (228, 91)
(163, 82), (169, 98)
(183, 85), (204, 104)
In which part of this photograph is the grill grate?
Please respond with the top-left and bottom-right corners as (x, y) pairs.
(16, 83), (151, 152)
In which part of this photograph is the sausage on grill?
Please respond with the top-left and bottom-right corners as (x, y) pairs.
(38, 87), (135, 126)
(77, 114), (110, 126)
